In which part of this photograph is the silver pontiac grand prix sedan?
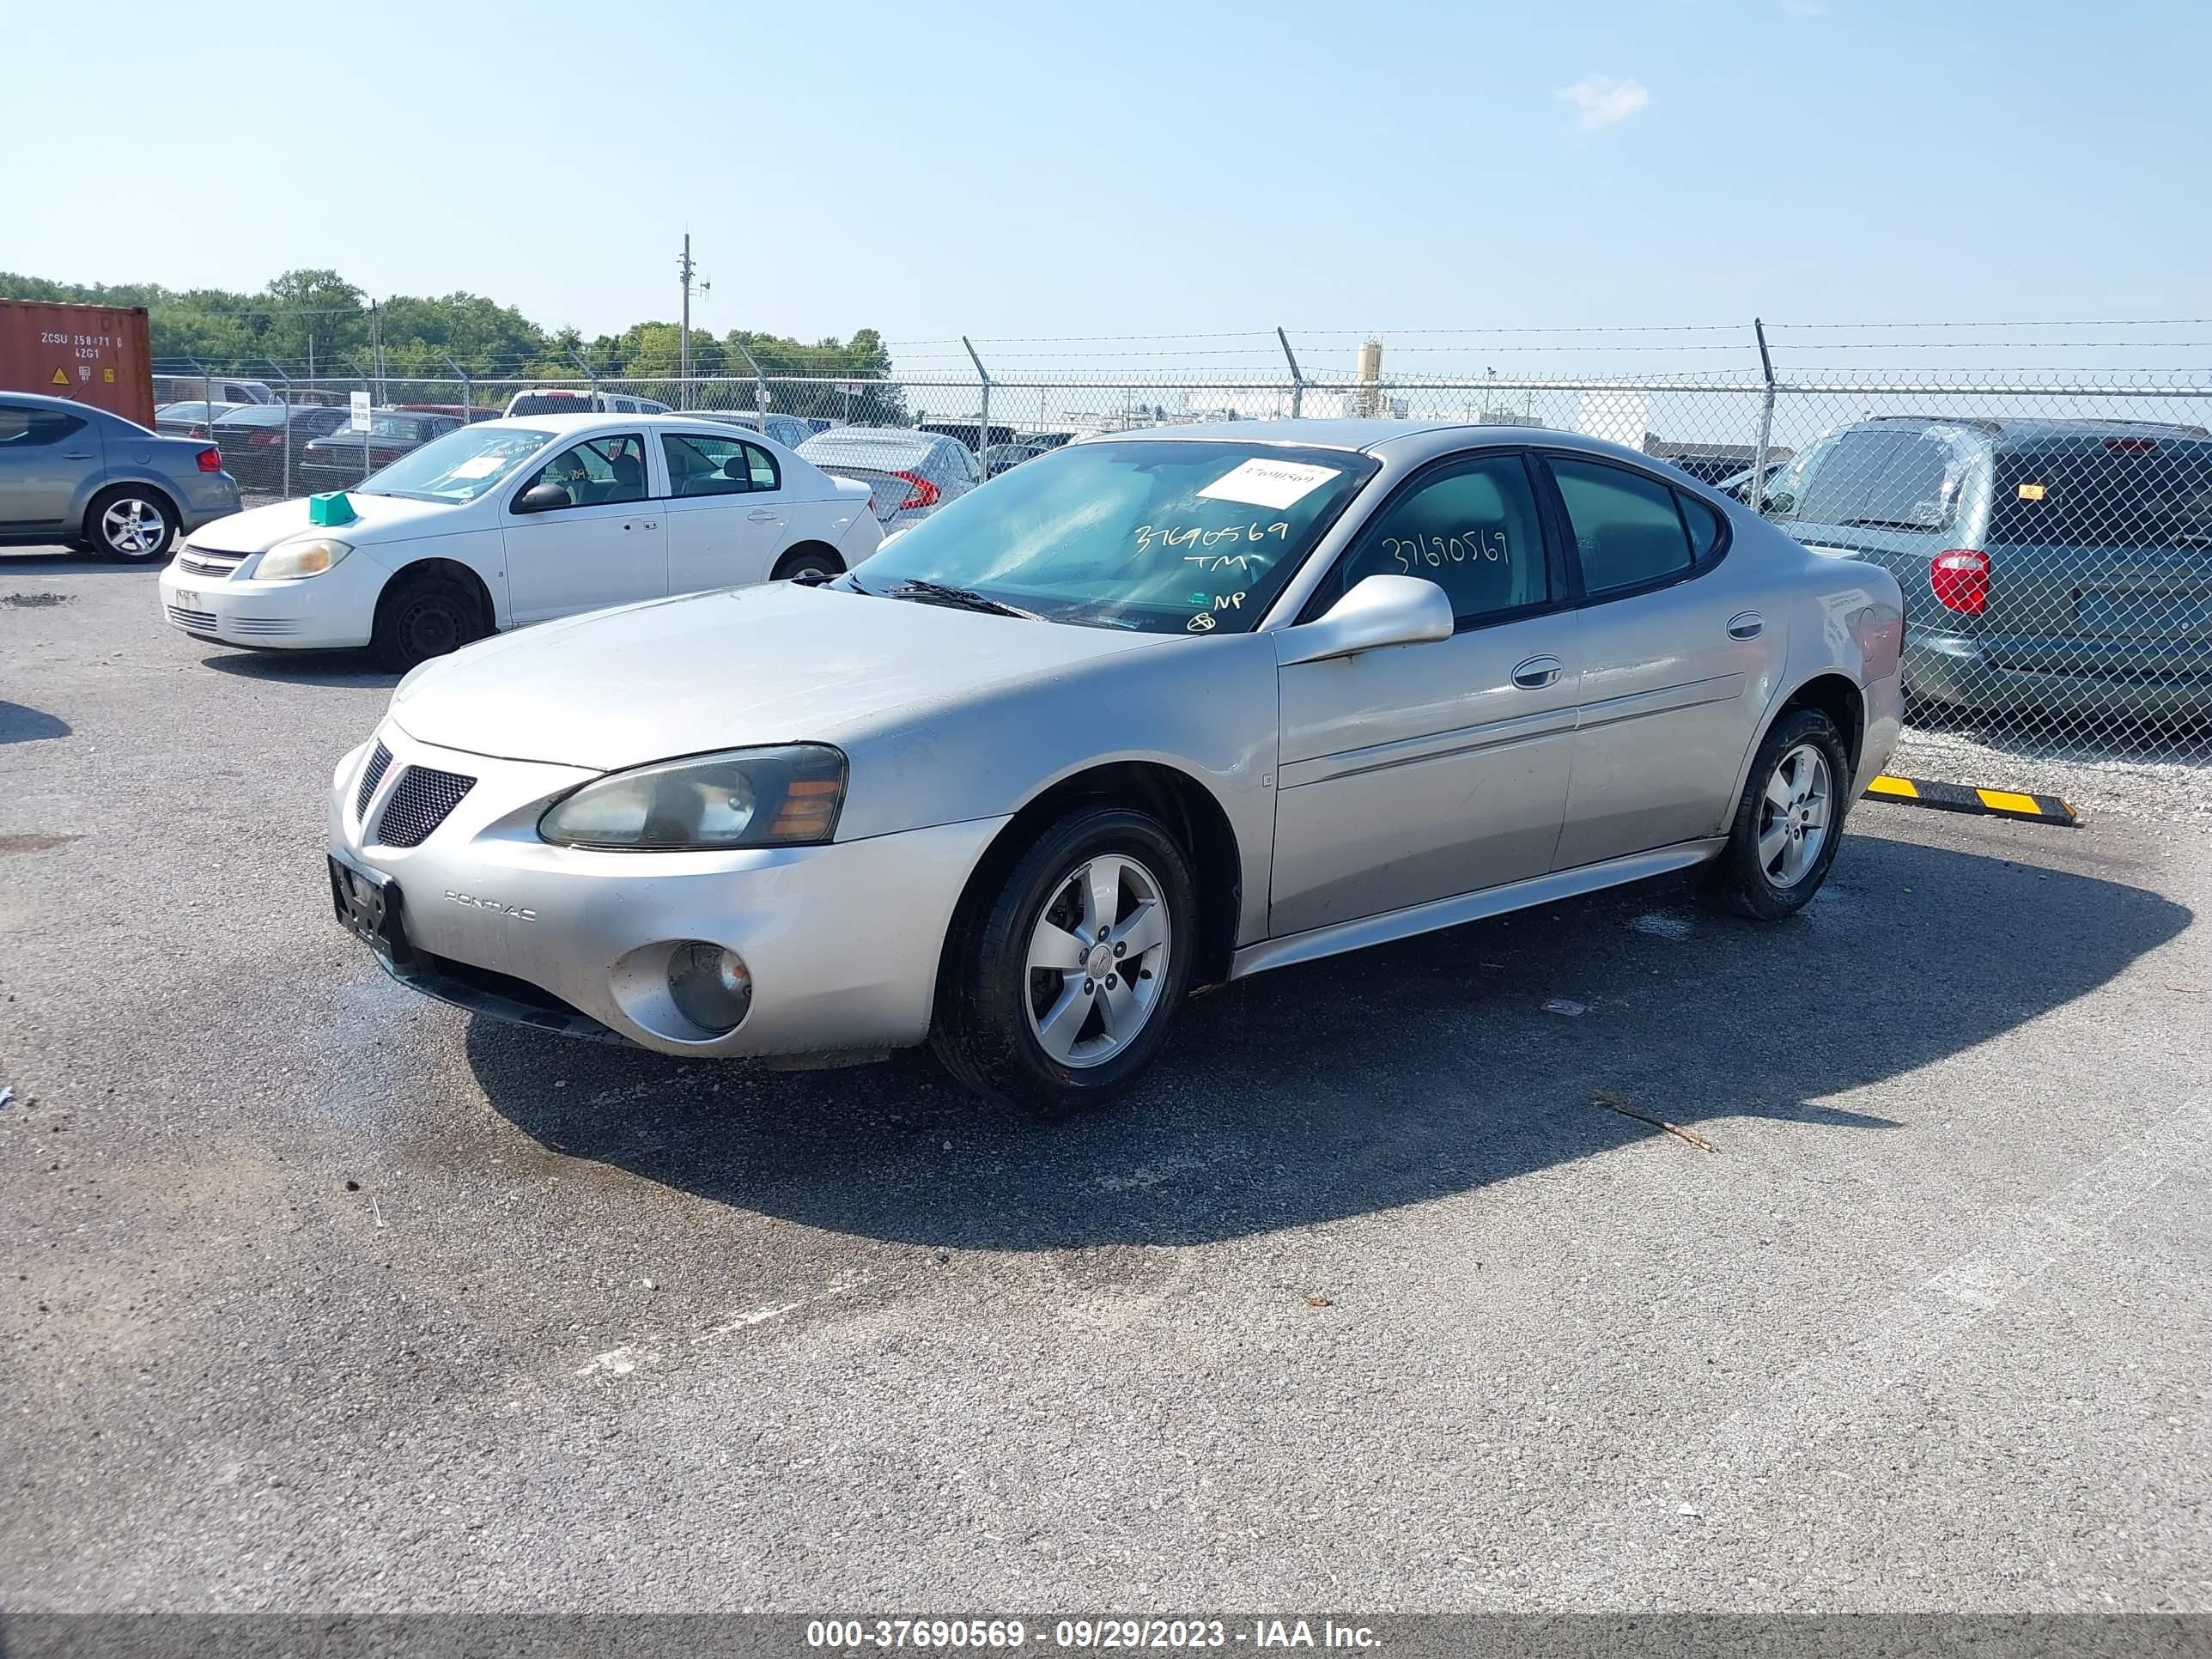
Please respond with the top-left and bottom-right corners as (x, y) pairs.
(328, 421), (1904, 1116)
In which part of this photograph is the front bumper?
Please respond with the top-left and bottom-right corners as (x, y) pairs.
(159, 556), (378, 649)
(327, 724), (1006, 1059)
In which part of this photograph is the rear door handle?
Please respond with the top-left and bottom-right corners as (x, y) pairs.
(1728, 611), (1765, 640)
(747, 508), (780, 522)
(63, 451), (94, 459)
(1511, 655), (1563, 690)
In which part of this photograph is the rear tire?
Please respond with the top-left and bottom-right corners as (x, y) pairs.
(1700, 706), (1850, 921)
(371, 574), (486, 671)
(931, 805), (1197, 1120)
(771, 544), (843, 582)
(85, 485), (179, 562)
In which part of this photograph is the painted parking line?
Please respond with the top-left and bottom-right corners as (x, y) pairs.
(1863, 773), (2080, 827)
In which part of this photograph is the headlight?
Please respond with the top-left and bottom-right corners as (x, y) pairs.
(538, 744), (847, 851)
(257, 537), (354, 580)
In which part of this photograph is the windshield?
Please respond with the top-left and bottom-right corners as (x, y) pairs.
(357, 426), (551, 503)
(846, 441), (1376, 633)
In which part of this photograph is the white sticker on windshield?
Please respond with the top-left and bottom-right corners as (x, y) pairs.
(1195, 457), (1339, 511)
(450, 454), (503, 479)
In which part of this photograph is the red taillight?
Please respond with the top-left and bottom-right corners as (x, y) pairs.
(249, 429), (281, 447)
(197, 447), (223, 474)
(2105, 437), (2157, 451)
(891, 470), (939, 512)
(1929, 549), (1990, 616)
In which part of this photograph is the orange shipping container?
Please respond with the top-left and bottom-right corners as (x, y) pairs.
(0, 299), (156, 428)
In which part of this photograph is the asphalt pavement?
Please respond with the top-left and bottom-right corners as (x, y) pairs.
(3, 551), (2208, 1612)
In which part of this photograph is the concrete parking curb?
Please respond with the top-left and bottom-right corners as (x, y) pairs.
(1863, 774), (2080, 827)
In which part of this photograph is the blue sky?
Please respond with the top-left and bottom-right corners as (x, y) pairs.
(7, 0), (2209, 364)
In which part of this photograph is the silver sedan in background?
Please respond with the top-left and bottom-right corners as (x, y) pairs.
(327, 420), (1903, 1117)
(795, 425), (981, 529)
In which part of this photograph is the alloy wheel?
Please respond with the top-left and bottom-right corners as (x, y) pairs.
(1757, 742), (1832, 890)
(1024, 853), (1173, 1068)
(102, 498), (168, 557)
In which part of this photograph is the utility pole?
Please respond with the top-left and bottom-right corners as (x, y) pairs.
(370, 300), (386, 404)
(678, 234), (710, 408)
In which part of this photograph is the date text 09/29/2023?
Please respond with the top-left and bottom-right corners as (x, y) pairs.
(804, 1620), (1382, 1650)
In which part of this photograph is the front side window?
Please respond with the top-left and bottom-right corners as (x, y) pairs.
(0, 405), (86, 447)
(848, 440), (1376, 634)
(521, 434), (649, 509)
(663, 433), (778, 496)
(356, 424), (552, 504)
(1549, 457), (1696, 595)
(1334, 453), (1549, 624)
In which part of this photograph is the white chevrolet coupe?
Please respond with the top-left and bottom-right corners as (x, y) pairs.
(158, 414), (882, 667)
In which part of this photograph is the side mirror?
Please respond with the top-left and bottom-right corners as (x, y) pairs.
(1274, 574), (1454, 666)
(514, 482), (570, 514)
(1761, 490), (1794, 518)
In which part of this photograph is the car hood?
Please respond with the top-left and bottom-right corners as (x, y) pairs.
(186, 493), (456, 553)
(388, 582), (1176, 772)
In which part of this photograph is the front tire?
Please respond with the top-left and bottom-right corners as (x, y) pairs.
(771, 544), (843, 582)
(931, 806), (1197, 1119)
(371, 574), (486, 671)
(86, 485), (179, 562)
(1701, 706), (1850, 920)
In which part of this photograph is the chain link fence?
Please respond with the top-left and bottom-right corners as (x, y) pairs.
(177, 354), (2211, 819)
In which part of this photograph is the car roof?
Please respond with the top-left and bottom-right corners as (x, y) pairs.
(1855, 414), (2212, 442)
(1066, 417), (1676, 469)
(5, 390), (122, 416)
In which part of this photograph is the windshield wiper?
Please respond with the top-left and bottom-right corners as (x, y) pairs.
(884, 579), (1041, 620)
(1835, 517), (1940, 532)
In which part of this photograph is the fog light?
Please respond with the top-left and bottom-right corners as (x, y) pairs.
(667, 942), (751, 1034)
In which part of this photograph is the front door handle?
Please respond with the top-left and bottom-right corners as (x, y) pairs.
(1728, 611), (1765, 640)
(1511, 655), (1563, 690)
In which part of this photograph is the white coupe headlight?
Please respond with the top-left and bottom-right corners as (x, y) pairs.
(258, 537), (354, 580)
(538, 745), (847, 851)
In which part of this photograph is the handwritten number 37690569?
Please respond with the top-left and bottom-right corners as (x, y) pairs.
(1385, 531), (1510, 571)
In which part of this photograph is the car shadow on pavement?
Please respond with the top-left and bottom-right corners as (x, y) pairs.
(200, 650), (398, 688)
(466, 828), (2191, 1250)
(0, 702), (72, 744)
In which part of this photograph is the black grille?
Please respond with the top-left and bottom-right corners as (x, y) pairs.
(376, 766), (475, 848)
(165, 605), (217, 632)
(354, 742), (392, 818)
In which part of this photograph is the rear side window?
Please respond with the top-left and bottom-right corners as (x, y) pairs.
(1776, 428), (1960, 532)
(1989, 438), (2212, 549)
(1549, 458), (1694, 595)
(0, 406), (86, 447)
(662, 433), (778, 495)
(1338, 453), (1550, 624)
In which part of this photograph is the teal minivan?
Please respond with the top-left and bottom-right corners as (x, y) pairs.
(1764, 416), (2212, 723)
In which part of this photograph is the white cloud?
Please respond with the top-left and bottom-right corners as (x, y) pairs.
(1556, 74), (1650, 133)
(1781, 0), (1824, 16)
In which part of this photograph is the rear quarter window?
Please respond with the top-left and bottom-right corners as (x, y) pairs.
(1989, 438), (2212, 548)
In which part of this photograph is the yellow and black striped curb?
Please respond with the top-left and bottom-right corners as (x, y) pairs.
(1862, 774), (2079, 827)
